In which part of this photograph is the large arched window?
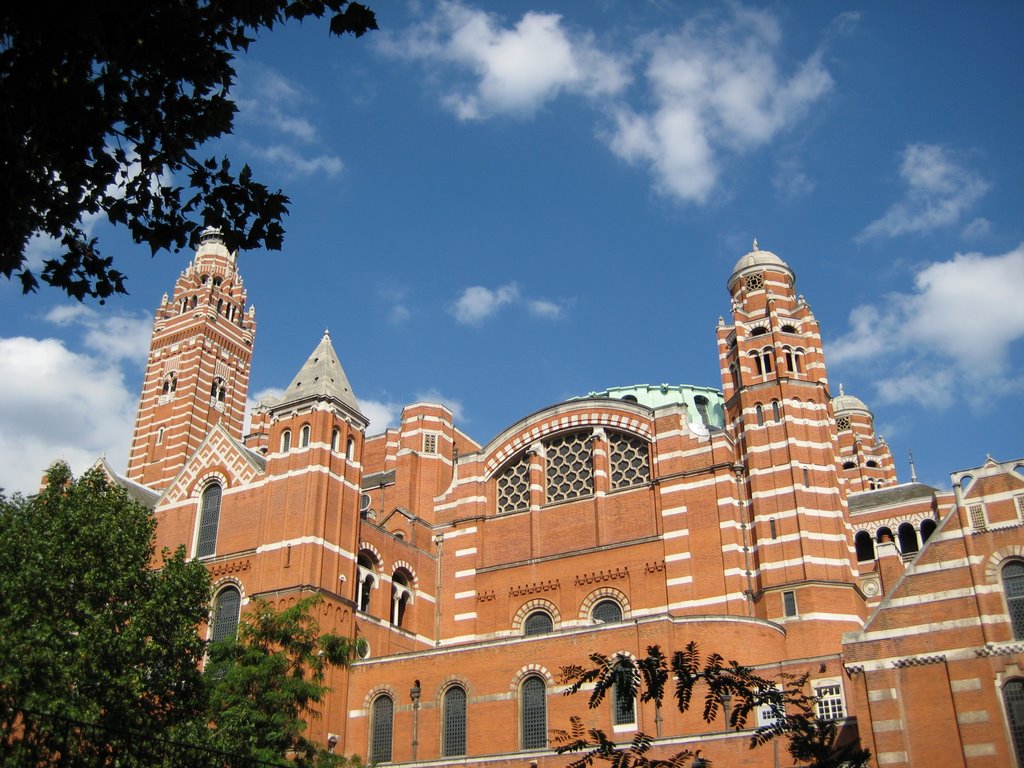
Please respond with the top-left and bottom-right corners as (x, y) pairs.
(369, 695), (393, 764)
(592, 599), (623, 624)
(210, 586), (241, 643)
(920, 518), (937, 543)
(442, 685), (467, 757)
(897, 522), (919, 556)
(524, 611), (553, 636)
(196, 483), (222, 558)
(1003, 561), (1024, 639)
(854, 530), (875, 563)
(521, 676), (547, 749)
(1004, 678), (1024, 766)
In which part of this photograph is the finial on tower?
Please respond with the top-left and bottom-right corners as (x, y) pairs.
(909, 449), (918, 483)
(839, 383), (845, 396)
(752, 238), (759, 251)
(323, 328), (331, 341)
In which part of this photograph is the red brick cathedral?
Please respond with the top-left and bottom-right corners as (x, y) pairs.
(110, 229), (1024, 767)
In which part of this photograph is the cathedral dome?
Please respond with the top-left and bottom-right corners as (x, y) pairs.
(728, 240), (795, 288)
(832, 384), (871, 414)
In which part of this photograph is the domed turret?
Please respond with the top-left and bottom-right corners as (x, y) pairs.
(728, 239), (795, 290)
(832, 384), (871, 415)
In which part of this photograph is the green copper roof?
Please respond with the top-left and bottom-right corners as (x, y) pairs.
(572, 383), (726, 428)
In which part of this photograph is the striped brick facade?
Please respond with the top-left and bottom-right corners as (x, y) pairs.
(116, 241), (1022, 767)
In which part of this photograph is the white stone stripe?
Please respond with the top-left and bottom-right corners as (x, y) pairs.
(454, 590), (475, 600)
(663, 529), (690, 540)
(666, 576), (693, 586)
(668, 592), (747, 610)
(442, 526), (479, 540)
(455, 569), (476, 578)
(662, 505), (687, 517)
(455, 547), (477, 557)
(665, 551), (692, 562)
(454, 612), (477, 621)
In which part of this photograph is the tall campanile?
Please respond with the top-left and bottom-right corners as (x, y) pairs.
(717, 242), (866, 650)
(126, 228), (256, 490)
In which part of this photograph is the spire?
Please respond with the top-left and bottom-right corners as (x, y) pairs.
(274, 330), (362, 415)
(908, 449), (918, 483)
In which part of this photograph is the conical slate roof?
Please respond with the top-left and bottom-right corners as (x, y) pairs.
(273, 330), (362, 414)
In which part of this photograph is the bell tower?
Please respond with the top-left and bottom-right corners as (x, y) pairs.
(716, 242), (865, 643)
(126, 228), (256, 490)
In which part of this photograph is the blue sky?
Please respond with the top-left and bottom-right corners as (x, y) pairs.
(1, 1), (1022, 495)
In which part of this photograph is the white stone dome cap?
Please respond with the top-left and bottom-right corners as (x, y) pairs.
(729, 239), (795, 287)
(832, 384), (871, 414)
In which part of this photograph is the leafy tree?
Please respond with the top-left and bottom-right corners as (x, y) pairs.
(555, 643), (871, 768)
(0, 462), (212, 767)
(201, 595), (366, 767)
(1, 1), (377, 301)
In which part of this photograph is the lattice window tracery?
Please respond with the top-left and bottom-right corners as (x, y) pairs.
(545, 431), (593, 503)
(836, 416), (851, 431)
(497, 453), (531, 514)
(608, 432), (650, 490)
(745, 272), (765, 291)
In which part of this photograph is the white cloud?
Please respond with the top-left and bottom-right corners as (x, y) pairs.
(249, 144), (344, 178)
(527, 299), (562, 319)
(860, 144), (989, 239)
(0, 337), (138, 496)
(605, 7), (832, 204)
(44, 305), (152, 363)
(360, 398), (402, 435)
(381, 2), (628, 119)
(962, 217), (992, 240)
(413, 388), (466, 422)
(451, 283), (520, 324)
(236, 64), (319, 142)
(828, 245), (1024, 408)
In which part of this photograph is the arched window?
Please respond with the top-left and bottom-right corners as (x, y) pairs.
(920, 518), (937, 543)
(842, 461), (856, 470)
(356, 552), (376, 613)
(750, 326), (769, 337)
(613, 660), (636, 726)
(280, 429), (292, 452)
(442, 685), (467, 757)
(781, 324), (797, 334)
(729, 364), (740, 391)
(210, 586), (240, 643)
(755, 404), (764, 426)
(391, 570), (412, 627)
(369, 695), (393, 764)
(521, 675), (547, 749)
(300, 424), (311, 448)
(196, 483), (222, 558)
(210, 376), (226, 402)
(1003, 562), (1024, 639)
(876, 526), (893, 544)
(761, 348), (774, 375)
(331, 428), (340, 452)
(866, 460), (879, 468)
(346, 436), (355, 460)
(1003, 678), (1024, 765)
(750, 351), (764, 376)
(772, 400), (781, 422)
(592, 599), (622, 624)
(854, 530), (875, 562)
(897, 522), (919, 555)
(524, 611), (553, 636)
